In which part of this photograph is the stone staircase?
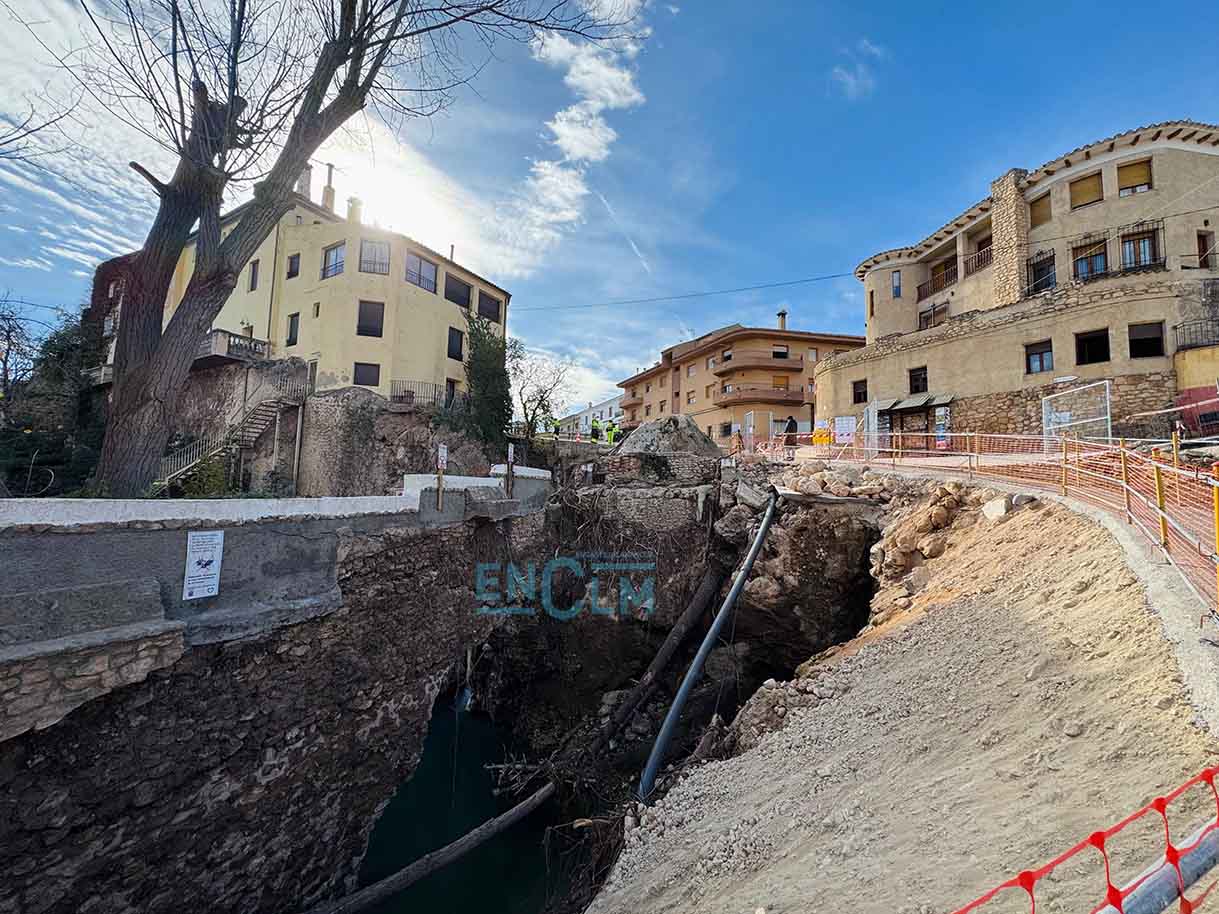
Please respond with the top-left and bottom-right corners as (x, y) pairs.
(154, 376), (308, 491)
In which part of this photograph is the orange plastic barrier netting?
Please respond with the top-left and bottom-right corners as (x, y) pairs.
(952, 766), (1219, 914)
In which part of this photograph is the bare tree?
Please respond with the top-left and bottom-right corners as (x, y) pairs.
(0, 103), (75, 161)
(48, 0), (635, 494)
(0, 302), (37, 425)
(512, 347), (571, 442)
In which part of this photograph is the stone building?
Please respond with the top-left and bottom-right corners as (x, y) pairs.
(618, 313), (864, 446)
(815, 120), (1219, 440)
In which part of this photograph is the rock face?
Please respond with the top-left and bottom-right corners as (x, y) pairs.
(615, 414), (723, 457)
(0, 516), (550, 914)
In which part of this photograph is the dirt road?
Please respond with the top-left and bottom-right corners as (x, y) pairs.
(590, 495), (1218, 914)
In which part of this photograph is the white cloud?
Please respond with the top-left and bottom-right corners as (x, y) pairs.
(6, 224), (28, 233)
(666, 5), (681, 14)
(0, 255), (51, 271)
(43, 244), (100, 268)
(546, 102), (618, 162)
(830, 37), (889, 101)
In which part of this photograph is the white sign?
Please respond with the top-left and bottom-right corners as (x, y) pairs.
(183, 530), (224, 600)
(437, 443), (448, 471)
(507, 443), (515, 465)
(833, 415), (856, 444)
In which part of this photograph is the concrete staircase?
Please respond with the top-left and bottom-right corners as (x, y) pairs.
(154, 376), (308, 491)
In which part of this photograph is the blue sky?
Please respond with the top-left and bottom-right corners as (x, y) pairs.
(2, 0), (1218, 408)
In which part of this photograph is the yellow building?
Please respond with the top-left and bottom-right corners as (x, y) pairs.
(618, 312), (864, 446)
(91, 167), (510, 404)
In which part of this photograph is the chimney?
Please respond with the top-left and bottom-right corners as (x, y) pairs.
(295, 164), (312, 200)
(776, 309), (788, 330)
(321, 163), (336, 212)
(347, 196), (363, 225)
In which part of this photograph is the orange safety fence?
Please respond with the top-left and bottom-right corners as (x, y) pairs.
(759, 431), (1219, 619)
(952, 764), (1219, 914)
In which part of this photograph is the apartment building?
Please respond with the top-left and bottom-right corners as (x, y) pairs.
(85, 166), (510, 405)
(618, 313), (864, 445)
(558, 394), (624, 436)
(816, 120), (1219, 439)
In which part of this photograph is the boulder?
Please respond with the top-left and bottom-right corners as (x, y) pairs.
(614, 413), (723, 456)
(981, 496), (1012, 521)
(736, 480), (771, 512)
(714, 504), (755, 546)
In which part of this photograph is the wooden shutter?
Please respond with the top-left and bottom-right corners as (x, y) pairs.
(1030, 194), (1051, 228)
(1118, 160), (1152, 191)
(1069, 173), (1103, 208)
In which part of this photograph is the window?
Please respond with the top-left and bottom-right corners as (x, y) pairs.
(645, 382), (652, 393)
(659, 374), (666, 388)
(869, 290), (875, 317)
(772, 375), (789, 390)
(248, 258), (260, 291)
(852, 379), (868, 404)
(808, 347), (818, 362)
(312, 301), (320, 319)
(772, 344), (789, 360)
(909, 366), (928, 394)
(1129, 322), (1165, 358)
(477, 291), (502, 322)
(1075, 329), (1111, 365)
(1069, 173), (1104, 209)
(353, 362), (380, 387)
(645, 404), (652, 417)
(1030, 194), (1051, 228)
(287, 253), (300, 279)
(406, 253), (438, 292)
(1199, 232), (1216, 270)
(659, 400), (666, 413)
(1118, 160), (1152, 197)
(892, 270), (902, 298)
(918, 303), (948, 330)
(359, 239), (390, 274)
(447, 327), (464, 361)
(1072, 239), (1108, 282)
(705, 384), (714, 398)
(307, 360), (318, 393)
(722, 348), (733, 362)
(719, 422), (732, 438)
(107, 280), (118, 299)
(686, 389), (695, 405)
(706, 356), (716, 370)
(445, 379), (457, 407)
(321, 242), (345, 278)
(357, 300), (384, 337)
(1121, 229), (1161, 271)
(286, 312), (300, 346)
(445, 274), (472, 308)
(1027, 250), (1057, 293)
(686, 364), (695, 377)
(1025, 340), (1053, 374)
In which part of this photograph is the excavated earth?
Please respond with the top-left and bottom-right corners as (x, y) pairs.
(589, 471), (1219, 914)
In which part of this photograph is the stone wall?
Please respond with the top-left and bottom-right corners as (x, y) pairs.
(0, 512), (548, 914)
(989, 168), (1030, 308)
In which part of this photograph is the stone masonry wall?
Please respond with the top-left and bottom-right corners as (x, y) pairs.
(948, 369), (1177, 437)
(989, 168), (1030, 308)
(0, 514), (548, 914)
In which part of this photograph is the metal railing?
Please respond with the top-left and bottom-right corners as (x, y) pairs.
(389, 379), (469, 411)
(1175, 319), (1219, 352)
(713, 384), (805, 405)
(963, 246), (992, 276)
(1204, 278), (1219, 306)
(1025, 249), (1057, 294)
(712, 349), (804, 374)
(197, 329), (271, 361)
(917, 262), (958, 301)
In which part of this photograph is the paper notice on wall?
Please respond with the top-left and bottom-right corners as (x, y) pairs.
(507, 443), (515, 465)
(437, 443), (448, 471)
(183, 530), (224, 601)
(833, 416), (856, 444)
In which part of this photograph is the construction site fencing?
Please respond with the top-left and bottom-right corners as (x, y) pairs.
(952, 764), (1219, 914)
(761, 430), (1219, 618)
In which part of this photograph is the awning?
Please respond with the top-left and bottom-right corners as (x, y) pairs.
(873, 398), (900, 411)
(928, 394), (954, 407)
(892, 394), (933, 410)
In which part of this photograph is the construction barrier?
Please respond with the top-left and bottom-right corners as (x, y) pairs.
(764, 431), (1219, 622)
(951, 765), (1219, 914)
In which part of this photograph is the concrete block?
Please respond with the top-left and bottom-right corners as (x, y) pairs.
(0, 578), (163, 648)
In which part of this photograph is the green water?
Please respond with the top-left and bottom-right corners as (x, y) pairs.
(358, 695), (559, 913)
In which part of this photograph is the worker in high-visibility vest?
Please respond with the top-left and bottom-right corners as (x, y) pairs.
(591, 416), (601, 440)
(606, 421), (617, 445)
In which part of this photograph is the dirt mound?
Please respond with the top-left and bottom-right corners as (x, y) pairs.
(615, 414), (722, 457)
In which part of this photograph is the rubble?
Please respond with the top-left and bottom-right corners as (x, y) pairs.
(614, 414), (724, 457)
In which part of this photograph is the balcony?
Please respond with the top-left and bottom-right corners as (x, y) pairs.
(196, 329), (271, 364)
(84, 364), (114, 386)
(963, 246), (993, 277)
(620, 392), (643, 408)
(1175, 320), (1219, 352)
(917, 263), (958, 302)
(714, 384), (806, 407)
(712, 350), (805, 376)
(390, 380), (469, 411)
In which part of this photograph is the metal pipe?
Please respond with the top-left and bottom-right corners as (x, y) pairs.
(1096, 823), (1219, 914)
(638, 490), (778, 803)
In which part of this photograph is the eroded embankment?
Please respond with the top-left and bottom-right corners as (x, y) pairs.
(590, 479), (1218, 914)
